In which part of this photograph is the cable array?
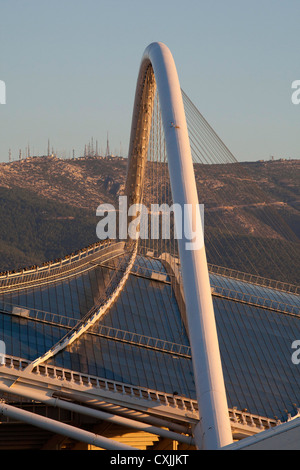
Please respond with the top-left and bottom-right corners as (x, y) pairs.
(140, 87), (299, 285)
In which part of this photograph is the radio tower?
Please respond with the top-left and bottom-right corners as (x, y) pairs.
(105, 132), (110, 157)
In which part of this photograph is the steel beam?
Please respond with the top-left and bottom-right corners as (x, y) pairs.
(127, 42), (233, 449)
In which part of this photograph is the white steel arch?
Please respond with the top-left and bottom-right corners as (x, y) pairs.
(126, 42), (233, 450)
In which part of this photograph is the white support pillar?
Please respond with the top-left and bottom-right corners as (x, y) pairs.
(139, 42), (233, 449)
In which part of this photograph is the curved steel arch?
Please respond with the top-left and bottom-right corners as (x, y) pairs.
(125, 42), (232, 450)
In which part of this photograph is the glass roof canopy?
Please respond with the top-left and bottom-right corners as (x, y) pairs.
(0, 254), (299, 423)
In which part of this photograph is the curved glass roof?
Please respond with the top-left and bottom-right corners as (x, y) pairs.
(0, 254), (299, 422)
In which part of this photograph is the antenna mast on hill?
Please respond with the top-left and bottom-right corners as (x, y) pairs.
(105, 132), (110, 157)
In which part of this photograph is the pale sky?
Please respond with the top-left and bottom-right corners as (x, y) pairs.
(0, 0), (299, 162)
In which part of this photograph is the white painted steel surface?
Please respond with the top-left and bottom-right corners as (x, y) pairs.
(223, 417), (300, 450)
(133, 42), (232, 449)
(0, 355), (279, 439)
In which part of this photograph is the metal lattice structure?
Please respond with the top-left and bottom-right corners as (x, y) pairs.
(0, 42), (299, 451)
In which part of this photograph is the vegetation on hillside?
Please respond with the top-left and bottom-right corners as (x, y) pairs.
(0, 156), (298, 285)
(0, 186), (97, 271)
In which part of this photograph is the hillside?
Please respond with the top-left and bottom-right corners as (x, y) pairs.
(0, 155), (299, 284)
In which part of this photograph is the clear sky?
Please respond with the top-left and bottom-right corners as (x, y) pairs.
(0, 0), (299, 162)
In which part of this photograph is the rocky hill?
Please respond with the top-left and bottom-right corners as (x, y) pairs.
(0, 155), (299, 284)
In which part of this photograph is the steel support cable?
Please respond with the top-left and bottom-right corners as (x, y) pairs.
(155, 91), (161, 254)
(149, 93), (251, 296)
(212, 301), (246, 413)
(183, 104), (232, 165)
(24, 243), (138, 372)
(187, 117), (235, 167)
(151, 104), (156, 254)
(182, 88), (299, 243)
(230, 300), (285, 420)
(191, 170), (262, 276)
(146, 263), (184, 355)
(122, 275), (160, 389)
(241, 302), (287, 417)
(216, 158), (300, 251)
(183, 100), (229, 165)
(264, 303), (300, 390)
(248, 300), (299, 413)
(230, 299), (274, 418)
(118, 42), (293, 447)
(182, 90), (300, 273)
(207, 175), (299, 281)
(178, 93), (267, 275)
(188, 128), (216, 164)
(139, 91), (156, 256)
(208, 264), (299, 294)
(144, 96), (241, 397)
(78, 251), (132, 323)
(0, 240), (112, 288)
(151, 91), (227, 263)
(144, 92), (161, 256)
(185, 95), (296, 280)
(130, 42), (233, 448)
(181, 89), (237, 164)
(217, 296), (269, 417)
(0, 244), (125, 295)
(243, 300), (298, 421)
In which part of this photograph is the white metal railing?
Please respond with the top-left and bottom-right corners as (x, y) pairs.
(211, 285), (299, 316)
(208, 263), (299, 295)
(0, 300), (191, 358)
(23, 243), (138, 372)
(0, 240), (139, 376)
(1, 354), (280, 432)
(2, 354), (199, 413)
(228, 407), (280, 430)
(92, 323), (191, 357)
(0, 240), (121, 289)
(161, 253), (299, 316)
(0, 240), (109, 279)
(0, 301), (78, 328)
(158, 253), (299, 295)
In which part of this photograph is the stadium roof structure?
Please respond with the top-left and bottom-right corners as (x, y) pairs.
(0, 240), (299, 450)
(0, 42), (299, 451)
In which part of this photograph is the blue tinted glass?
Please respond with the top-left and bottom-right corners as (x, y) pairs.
(0, 255), (299, 422)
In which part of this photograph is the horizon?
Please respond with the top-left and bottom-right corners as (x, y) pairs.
(1, 152), (298, 165)
(1, 1), (300, 163)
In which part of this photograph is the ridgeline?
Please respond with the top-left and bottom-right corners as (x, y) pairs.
(0, 155), (299, 285)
